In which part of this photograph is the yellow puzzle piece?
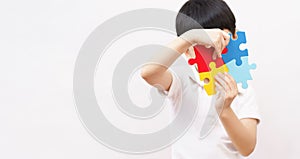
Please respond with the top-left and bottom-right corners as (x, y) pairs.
(199, 62), (229, 95)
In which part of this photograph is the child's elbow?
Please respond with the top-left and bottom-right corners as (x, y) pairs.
(240, 149), (254, 157)
(140, 68), (152, 82)
(240, 142), (256, 157)
(140, 67), (157, 85)
(140, 65), (161, 84)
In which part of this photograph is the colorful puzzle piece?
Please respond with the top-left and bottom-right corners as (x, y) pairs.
(226, 56), (256, 89)
(199, 62), (229, 95)
(188, 31), (256, 95)
(188, 45), (226, 73)
(222, 31), (248, 66)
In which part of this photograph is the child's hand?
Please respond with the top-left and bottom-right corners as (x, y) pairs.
(180, 29), (230, 59)
(214, 72), (238, 113)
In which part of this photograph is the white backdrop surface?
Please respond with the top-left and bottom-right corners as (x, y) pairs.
(1, 0), (300, 159)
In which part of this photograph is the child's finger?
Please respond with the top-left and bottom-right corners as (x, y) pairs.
(225, 72), (237, 90)
(214, 73), (230, 92)
(214, 80), (222, 91)
(222, 31), (230, 46)
(219, 37), (226, 57)
(222, 73), (234, 92)
(214, 43), (223, 58)
(213, 42), (221, 59)
(212, 52), (217, 60)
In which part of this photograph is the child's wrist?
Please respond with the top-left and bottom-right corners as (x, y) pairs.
(179, 35), (194, 45)
(172, 36), (193, 53)
(219, 107), (233, 119)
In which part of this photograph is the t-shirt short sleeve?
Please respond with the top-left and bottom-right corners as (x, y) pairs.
(157, 71), (182, 103)
(235, 85), (261, 124)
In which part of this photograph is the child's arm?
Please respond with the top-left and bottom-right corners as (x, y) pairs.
(141, 37), (190, 91)
(221, 110), (257, 156)
(141, 29), (230, 91)
(215, 72), (258, 156)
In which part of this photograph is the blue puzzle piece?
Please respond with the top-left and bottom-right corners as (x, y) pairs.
(226, 56), (256, 89)
(222, 31), (248, 66)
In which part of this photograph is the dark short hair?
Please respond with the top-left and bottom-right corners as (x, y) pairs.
(176, 0), (236, 36)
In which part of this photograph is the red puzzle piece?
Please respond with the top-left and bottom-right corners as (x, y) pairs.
(188, 45), (227, 73)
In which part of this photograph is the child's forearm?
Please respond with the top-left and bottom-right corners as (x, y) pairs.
(142, 36), (191, 75)
(219, 107), (257, 156)
(167, 37), (192, 55)
(141, 37), (191, 90)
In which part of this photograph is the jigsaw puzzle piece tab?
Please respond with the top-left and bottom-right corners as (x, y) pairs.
(188, 45), (226, 73)
(222, 31), (248, 66)
(199, 62), (229, 95)
(226, 56), (256, 89)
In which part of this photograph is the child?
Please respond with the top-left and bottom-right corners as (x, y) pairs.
(141, 0), (260, 158)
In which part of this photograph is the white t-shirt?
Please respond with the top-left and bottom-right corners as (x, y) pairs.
(159, 57), (261, 159)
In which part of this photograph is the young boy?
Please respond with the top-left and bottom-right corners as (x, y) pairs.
(141, 0), (260, 158)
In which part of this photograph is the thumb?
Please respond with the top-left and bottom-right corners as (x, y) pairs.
(222, 31), (231, 46)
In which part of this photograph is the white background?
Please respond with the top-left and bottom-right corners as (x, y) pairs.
(1, 0), (300, 158)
